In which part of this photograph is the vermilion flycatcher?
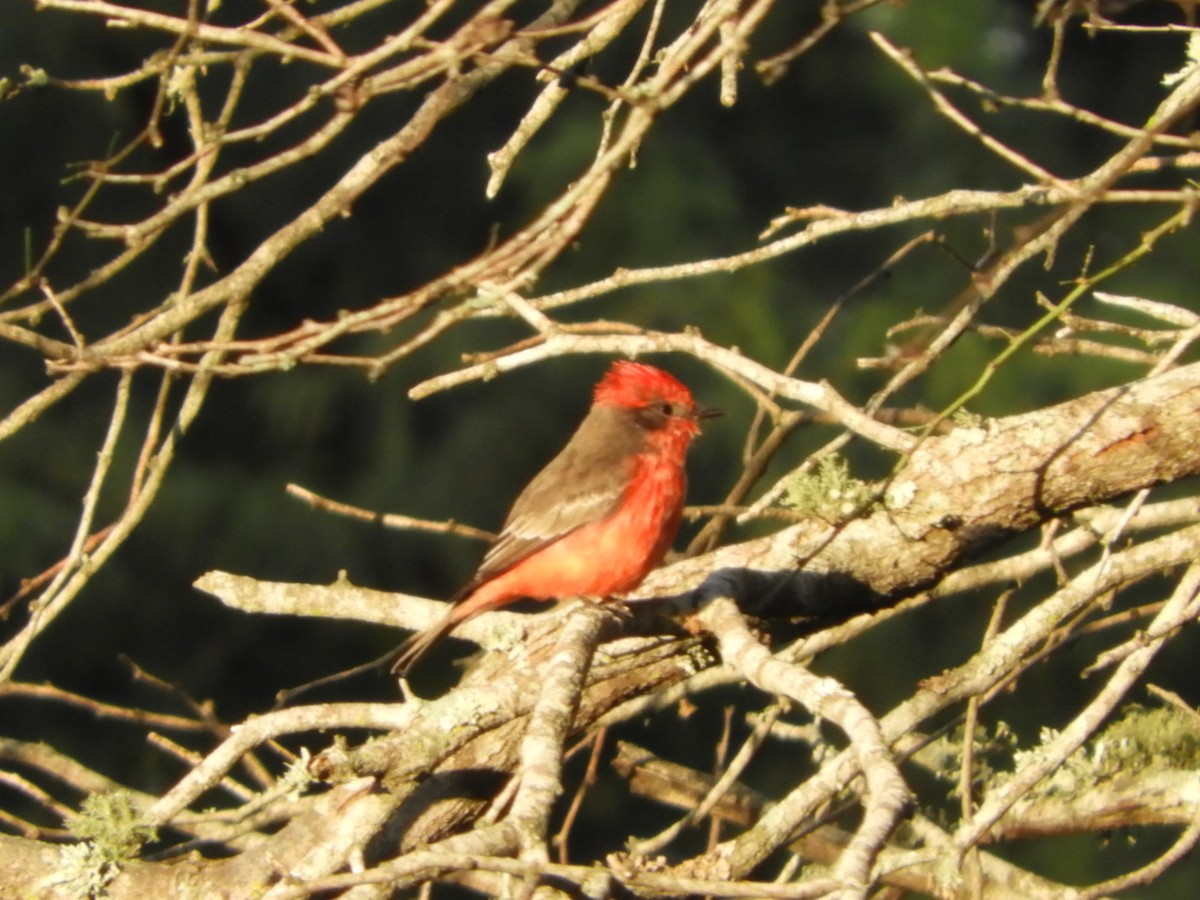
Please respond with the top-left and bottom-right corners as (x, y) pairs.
(393, 361), (719, 674)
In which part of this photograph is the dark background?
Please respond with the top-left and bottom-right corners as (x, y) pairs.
(3, 1), (1199, 893)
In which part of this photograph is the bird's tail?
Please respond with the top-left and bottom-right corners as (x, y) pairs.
(390, 608), (464, 675)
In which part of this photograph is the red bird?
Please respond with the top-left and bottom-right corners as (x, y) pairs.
(393, 361), (719, 674)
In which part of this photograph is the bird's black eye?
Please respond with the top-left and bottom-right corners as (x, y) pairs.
(633, 400), (677, 430)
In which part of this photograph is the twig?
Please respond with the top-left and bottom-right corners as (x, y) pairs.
(871, 32), (1068, 188)
(695, 583), (910, 898)
(631, 701), (783, 855)
(409, 331), (917, 453)
(0, 681), (209, 734)
(36, 0), (342, 68)
(286, 484), (493, 542)
(1145, 684), (1200, 728)
(552, 726), (606, 863)
(506, 603), (607, 863)
(959, 589), (1010, 899)
(952, 562), (1200, 855)
(146, 732), (256, 803)
(0, 372), (132, 682)
(1076, 815), (1200, 900)
(144, 702), (413, 827)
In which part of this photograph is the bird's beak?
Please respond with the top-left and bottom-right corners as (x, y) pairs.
(695, 405), (723, 421)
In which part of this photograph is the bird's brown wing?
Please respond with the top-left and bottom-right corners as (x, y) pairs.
(464, 405), (643, 589)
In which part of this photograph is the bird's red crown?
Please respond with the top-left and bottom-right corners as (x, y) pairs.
(593, 361), (694, 409)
